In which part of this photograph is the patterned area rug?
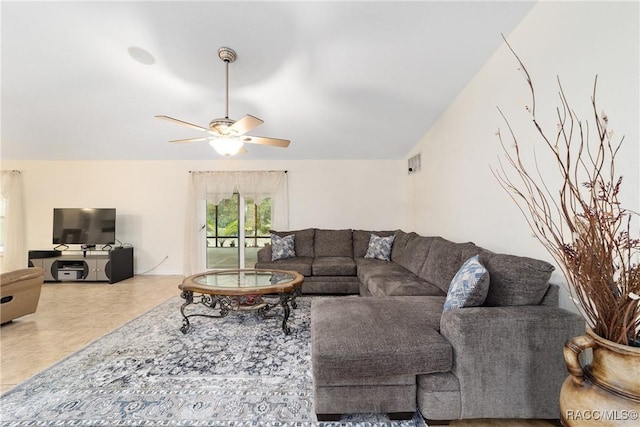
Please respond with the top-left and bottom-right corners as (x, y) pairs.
(1, 296), (427, 426)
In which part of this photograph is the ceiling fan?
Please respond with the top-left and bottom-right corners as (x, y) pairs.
(156, 47), (290, 156)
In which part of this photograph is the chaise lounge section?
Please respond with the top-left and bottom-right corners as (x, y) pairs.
(256, 228), (585, 422)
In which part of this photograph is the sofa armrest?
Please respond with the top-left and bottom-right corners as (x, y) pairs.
(440, 305), (585, 419)
(540, 283), (560, 306)
(256, 245), (272, 263)
(1, 267), (45, 324)
(1, 267), (45, 287)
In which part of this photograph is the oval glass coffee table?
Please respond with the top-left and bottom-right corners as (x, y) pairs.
(178, 269), (304, 335)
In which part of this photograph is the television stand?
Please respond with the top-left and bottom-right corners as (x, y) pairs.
(28, 247), (134, 283)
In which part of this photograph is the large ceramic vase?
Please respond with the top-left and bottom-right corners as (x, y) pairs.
(560, 328), (640, 426)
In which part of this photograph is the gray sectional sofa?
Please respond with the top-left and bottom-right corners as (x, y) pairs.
(256, 228), (396, 294)
(255, 228), (585, 423)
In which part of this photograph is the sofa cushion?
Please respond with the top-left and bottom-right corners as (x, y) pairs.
(271, 228), (315, 258)
(312, 257), (357, 276)
(355, 258), (412, 285)
(303, 276), (360, 294)
(367, 275), (446, 297)
(396, 235), (435, 275)
(443, 255), (490, 312)
(256, 245), (273, 263)
(364, 234), (396, 261)
(483, 253), (553, 306)
(254, 257), (313, 276)
(390, 231), (418, 263)
(311, 296), (451, 385)
(270, 233), (296, 261)
(420, 237), (482, 294)
(353, 230), (396, 258)
(314, 229), (353, 257)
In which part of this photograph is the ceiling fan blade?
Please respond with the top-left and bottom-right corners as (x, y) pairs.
(241, 135), (290, 148)
(229, 114), (263, 136)
(169, 136), (211, 144)
(155, 115), (210, 133)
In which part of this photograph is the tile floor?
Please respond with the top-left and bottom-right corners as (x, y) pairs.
(0, 275), (559, 426)
(1, 275), (180, 393)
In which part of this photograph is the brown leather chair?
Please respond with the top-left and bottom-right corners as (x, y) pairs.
(1, 267), (45, 324)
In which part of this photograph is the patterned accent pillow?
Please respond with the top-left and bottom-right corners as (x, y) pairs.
(443, 255), (490, 312)
(271, 234), (296, 261)
(364, 234), (396, 261)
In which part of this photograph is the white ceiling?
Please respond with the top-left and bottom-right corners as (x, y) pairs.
(1, 1), (535, 161)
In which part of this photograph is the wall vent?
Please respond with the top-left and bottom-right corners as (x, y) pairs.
(408, 153), (421, 175)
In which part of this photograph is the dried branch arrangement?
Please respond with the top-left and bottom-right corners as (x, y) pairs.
(494, 39), (640, 346)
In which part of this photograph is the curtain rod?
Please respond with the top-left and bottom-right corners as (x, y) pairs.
(188, 170), (287, 173)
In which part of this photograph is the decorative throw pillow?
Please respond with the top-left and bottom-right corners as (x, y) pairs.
(443, 255), (490, 312)
(271, 234), (296, 261)
(364, 234), (396, 261)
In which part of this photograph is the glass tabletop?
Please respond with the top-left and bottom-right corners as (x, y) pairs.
(189, 269), (298, 290)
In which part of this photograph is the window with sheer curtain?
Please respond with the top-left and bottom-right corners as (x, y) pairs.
(1, 170), (26, 272)
(184, 171), (288, 276)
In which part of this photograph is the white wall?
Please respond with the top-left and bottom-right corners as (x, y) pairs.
(405, 1), (639, 310)
(2, 159), (404, 275)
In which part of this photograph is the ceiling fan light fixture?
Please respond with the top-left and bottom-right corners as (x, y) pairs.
(210, 138), (244, 157)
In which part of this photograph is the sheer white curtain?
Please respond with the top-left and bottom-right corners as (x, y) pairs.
(183, 171), (288, 276)
(1, 170), (26, 272)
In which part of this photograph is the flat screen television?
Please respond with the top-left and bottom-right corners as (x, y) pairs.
(52, 208), (116, 245)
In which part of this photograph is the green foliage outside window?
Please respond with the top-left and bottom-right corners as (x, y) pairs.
(206, 193), (271, 247)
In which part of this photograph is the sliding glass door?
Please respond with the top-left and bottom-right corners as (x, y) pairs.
(184, 170), (287, 277)
(206, 193), (272, 269)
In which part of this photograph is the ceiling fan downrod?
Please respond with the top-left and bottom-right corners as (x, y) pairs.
(217, 47), (236, 120)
